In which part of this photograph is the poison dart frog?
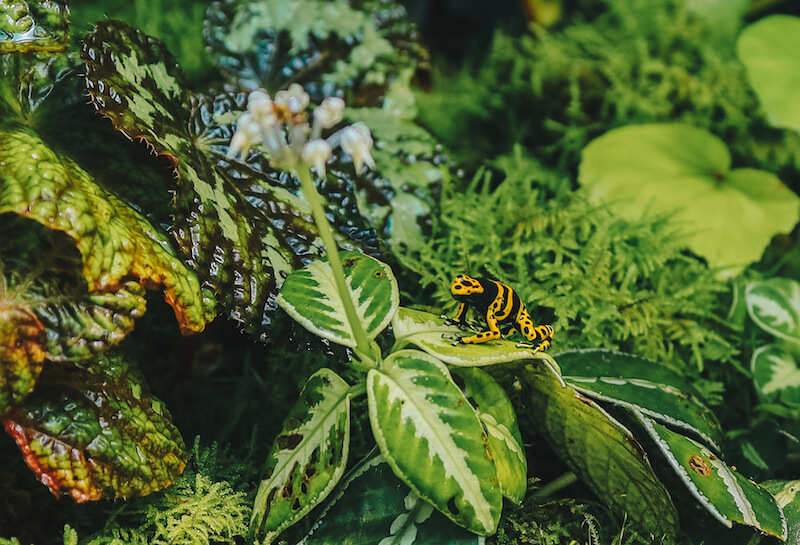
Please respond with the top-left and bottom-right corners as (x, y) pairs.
(446, 275), (554, 351)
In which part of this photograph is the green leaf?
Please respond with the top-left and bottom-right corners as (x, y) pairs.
(519, 353), (679, 538)
(367, 349), (502, 535)
(0, 125), (214, 334)
(751, 344), (800, 405)
(737, 15), (800, 133)
(250, 368), (351, 544)
(0, 0), (69, 54)
(639, 415), (787, 539)
(746, 278), (800, 343)
(762, 480), (800, 545)
(452, 367), (527, 503)
(277, 252), (398, 348)
(1, 355), (187, 502)
(578, 124), (800, 272)
(392, 307), (541, 366)
(302, 455), (484, 545)
(0, 301), (45, 415)
(556, 349), (725, 452)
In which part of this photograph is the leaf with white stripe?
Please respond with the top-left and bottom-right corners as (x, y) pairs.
(746, 278), (800, 343)
(638, 415), (787, 540)
(277, 252), (398, 348)
(761, 480), (800, 545)
(250, 368), (351, 544)
(751, 344), (800, 405)
(452, 368), (527, 504)
(367, 350), (502, 535)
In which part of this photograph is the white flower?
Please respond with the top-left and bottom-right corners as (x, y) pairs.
(247, 89), (277, 126)
(274, 83), (310, 114)
(314, 97), (345, 129)
(340, 122), (375, 173)
(302, 139), (332, 177)
(227, 114), (263, 158)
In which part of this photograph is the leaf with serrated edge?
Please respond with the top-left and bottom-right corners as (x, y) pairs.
(453, 368), (527, 503)
(638, 414), (787, 539)
(392, 307), (539, 366)
(277, 252), (398, 348)
(746, 278), (800, 343)
(367, 349), (501, 535)
(0, 305), (45, 414)
(762, 480), (800, 545)
(520, 353), (679, 538)
(1, 355), (187, 502)
(250, 368), (351, 544)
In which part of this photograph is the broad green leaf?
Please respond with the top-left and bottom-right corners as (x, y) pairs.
(639, 415), (787, 539)
(250, 368), (351, 544)
(737, 15), (800, 133)
(519, 353), (679, 538)
(762, 480), (800, 545)
(578, 124), (800, 272)
(392, 307), (540, 366)
(452, 368), (527, 503)
(751, 344), (800, 405)
(746, 278), (800, 343)
(367, 349), (502, 535)
(556, 349), (724, 452)
(300, 455), (484, 545)
(277, 252), (398, 348)
(1, 355), (187, 502)
(0, 0), (69, 53)
(0, 126), (214, 334)
(0, 304), (45, 415)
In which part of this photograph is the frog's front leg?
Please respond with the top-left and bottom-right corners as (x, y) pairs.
(458, 307), (502, 344)
(443, 302), (469, 327)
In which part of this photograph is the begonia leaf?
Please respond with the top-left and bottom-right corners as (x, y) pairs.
(0, 0), (69, 54)
(0, 302), (45, 416)
(2, 354), (187, 502)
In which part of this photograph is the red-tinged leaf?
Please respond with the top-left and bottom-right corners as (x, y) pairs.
(0, 304), (45, 415)
(0, 0), (70, 54)
(2, 355), (187, 502)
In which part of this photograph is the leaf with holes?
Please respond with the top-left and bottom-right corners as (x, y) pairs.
(277, 252), (398, 348)
(556, 349), (724, 452)
(392, 307), (540, 366)
(751, 344), (800, 406)
(519, 353), (679, 538)
(0, 0), (69, 54)
(367, 349), (501, 535)
(638, 415), (787, 539)
(746, 278), (800, 343)
(452, 367), (527, 504)
(579, 124), (800, 272)
(2, 354), (187, 501)
(250, 368), (351, 544)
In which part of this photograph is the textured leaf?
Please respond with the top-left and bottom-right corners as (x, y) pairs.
(0, 126), (213, 334)
(301, 455), (484, 545)
(639, 415), (787, 539)
(751, 344), (800, 405)
(367, 349), (501, 535)
(250, 368), (351, 544)
(762, 480), (800, 545)
(452, 367), (527, 503)
(519, 353), (679, 538)
(0, 303), (45, 415)
(579, 124), (800, 272)
(556, 349), (724, 452)
(392, 307), (540, 366)
(737, 15), (800, 133)
(278, 252), (398, 348)
(746, 278), (800, 343)
(0, 0), (69, 54)
(2, 355), (187, 502)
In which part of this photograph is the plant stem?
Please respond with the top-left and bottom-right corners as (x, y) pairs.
(530, 472), (579, 498)
(294, 164), (373, 358)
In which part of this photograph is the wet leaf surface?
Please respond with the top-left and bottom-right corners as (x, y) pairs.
(0, 0), (69, 54)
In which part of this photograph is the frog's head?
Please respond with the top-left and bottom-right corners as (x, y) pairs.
(451, 275), (484, 298)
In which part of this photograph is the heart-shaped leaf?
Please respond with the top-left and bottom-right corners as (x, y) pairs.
(638, 415), (787, 539)
(578, 124), (800, 272)
(367, 349), (502, 535)
(751, 344), (800, 405)
(737, 15), (800, 133)
(300, 455), (484, 545)
(277, 252), (398, 348)
(452, 367), (527, 503)
(519, 353), (679, 538)
(2, 355), (187, 502)
(0, 0), (69, 54)
(746, 278), (800, 343)
(250, 368), (351, 544)
(556, 349), (725, 452)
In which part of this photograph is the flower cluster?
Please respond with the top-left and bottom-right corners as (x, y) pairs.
(228, 84), (375, 177)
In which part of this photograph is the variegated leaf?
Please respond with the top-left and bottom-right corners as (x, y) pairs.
(751, 344), (800, 405)
(638, 414), (787, 539)
(277, 252), (398, 348)
(367, 349), (502, 535)
(250, 368), (351, 544)
(452, 368), (527, 503)
(746, 278), (800, 343)
(761, 480), (800, 544)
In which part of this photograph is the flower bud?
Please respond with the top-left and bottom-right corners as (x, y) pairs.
(227, 115), (263, 158)
(340, 122), (375, 173)
(314, 97), (345, 129)
(302, 139), (333, 177)
(275, 83), (310, 114)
